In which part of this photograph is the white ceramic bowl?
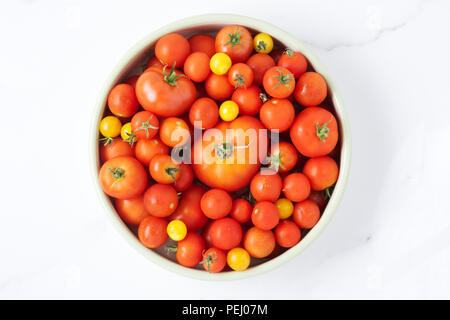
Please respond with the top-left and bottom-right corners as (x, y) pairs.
(89, 14), (351, 281)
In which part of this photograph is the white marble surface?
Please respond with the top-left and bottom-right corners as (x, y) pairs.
(1, 0), (449, 299)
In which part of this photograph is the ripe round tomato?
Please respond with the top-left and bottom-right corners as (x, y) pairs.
(251, 201), (280, 230)
(290, 106), (338, 157)
(268, 141), (298, 173)
(189, 97), (219, 130)
(155, 33), (190, 67)
(115, 194), (149, 226)
(173, 163), (194, 192)
(192, 116), (267, 191)
(259, 98), (295, 132)
(246, 53), (276, 87)
(166, 219), (187, 241)
(100, 138), (134, 163)
(227, 248), (251, 271)
(219, 100), (239, 122)
(138, 216), (168, 248)
(253, 33), (274, 54)
(159, 117), (190, 147)
(99, 156), (147, 199)
(210, 52), (232, 75)
(183, 52), (210, 82)
(176, 232), (205, 268)
(230, 198), (252, 223)
(136, 65), (196, 117)
(131, 111), (159, 140)
(282, 172), (311, 202)
(243, 227), (276, 258)
(189, 34), (216, 57)
(215, 25), (253, 63)
(228, 63), (254, 89)
(169, 184), (208, 232)
(143, 183), (179, 217)
(149, 154), (181, 184)
(107, 83), (139, 118)
(275, 198), (294, 220)
(303, 156), (339, 191)
(293, 200), (320, 229)
(275, 220), (301, 247)
(277, 49), (308, 79)
(250, 171), (282, 202)
(231, 85), (263, 116)
(210, 217), (243, 250)
(99, 116), (122, 139)
(135, 136), (169, 167)
(200, 247), (227, 273)
(146, 56), (163, 69)
(204, 73), (234, 101)
(263, 66), (295, 98)
(124, 75), (139, 88)
(294, 72), (327, 106)
(201, 189), (232, 219)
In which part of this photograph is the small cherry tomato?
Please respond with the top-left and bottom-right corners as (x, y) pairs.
(176, 232), (205, 267)
(277, 49), (308, 79)
(228, 63), (254, 89)
(100, 138), (134, 163)
(282, 173), (311, 202)
(227, 248), (251, 271)
(259, 98), (295, 132)
(253, 33), (273, 54)
(293, 200), (320, 229)
(205, 73), (234, 101)
(107, 83), (139, 118)
(135, 136), (169, 167)
(201, 189), (233, 219)
(275, 220), (301, 247)
(155, 33), (190, 67)
(243, 226), (276, 258)
(215, 25), (253, 63)
(189, 97), (219, 129)
(149, 154), (181, 184)
(210, 52), (232, 75)
(219, 100), (239, 121)
(263, 66), (295, 98)
(138, 216), (168, 248)
(169, 185), (208, 232)
(115, 194), (149, 226)
(189, 34), (216, 57)
(250, 171), (282, 202)
(144, 184), (179, 217)
(173, 163), (194, 192)
(294, 72), (328, 106)
(246, 53), (275, 86)
(275, 198), (294, 220)
(131, 111), (159, 140)
(184, 52), (210, 82)
(166, 220), (187, 241)
(210, 217), (243, 250)
(251, 201), (280, 231)
(99, 116), (122, 138)
(303, 156), (339, 191)
(268, 141), (298, 173)
(200, 247), (227, 273)
(230, 198), (252, 223)
(231, 85), (263, 116)
(159, 117), (190, 147)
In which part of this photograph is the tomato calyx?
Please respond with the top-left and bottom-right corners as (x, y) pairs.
(165, 166), (180, 182)
(273, 68), (294, 89)
(163, 63), (186, 86)
(166, 245), (178, 253)
(224, 27), (243, 48)
(324, 185), (334, 199)
(135, 115), (159, 139)
(283, 48), (294, 58)
(316, 120), (331, 142)
(99, 137), (115, 146)
(259, 93), (269, 103)
(108, 167), (125, 180)
(267, 151), (286, 172)
(123, 132), (137, 147)
(256, 40), (267, 52)
(233, 73), (246, 88)
(199, 251), (218, 273)
(214, 142), (234, 160)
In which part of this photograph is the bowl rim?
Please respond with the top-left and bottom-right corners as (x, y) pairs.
(89, 13), (352, 281)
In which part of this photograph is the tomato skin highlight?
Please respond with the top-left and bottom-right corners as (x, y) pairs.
(244, 226), (276, 258)
(282, 172), (311, 202)
(115, 195), (150, 226)
(294, 72), (328, 106)
(155, 33), (190, 67)
(303, 156), (339, 191)
(143, 184), (179, 217)
(201, 189), (233, 219)
(275, 220), (301, 247)
(107, 83), (139, 118)
(259, 98), (295, 132)
(251, 201), (280, 231)
(138, 216), (168, 248)
(176, 232), (205, 267)
(250, 171), (282, 202)
(210, 217), (243, 251)
(293, 200), (320, 229)
(169, 185), (208, 232)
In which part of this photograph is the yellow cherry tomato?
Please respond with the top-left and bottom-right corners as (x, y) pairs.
(167, 220), (187, 241)
(227, 248), (251, 271)
(275, 198), (294, 220)
(210, 52), (232, 75)
(99, 116), (122, 138)
(219, 100), (239, 121)
(121, 122), (138, 145)
(253, 33), (274, 54)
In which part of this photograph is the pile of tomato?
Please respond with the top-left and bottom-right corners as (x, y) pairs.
(97, 25), (340, 273)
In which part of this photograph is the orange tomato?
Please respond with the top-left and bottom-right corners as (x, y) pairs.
(115, 195), (150, 226)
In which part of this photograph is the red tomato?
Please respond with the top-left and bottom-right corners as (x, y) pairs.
(189, 34), (216, 57)
(290, 106), (338, 157)
(228, 63), (254, 89)
(184, 52), (210, 83)
(293, 200), (320, 229)
(200, 247), (227, 273)
(277, 49), (308, 79)
(250, 171), (282, 202)
(176, 232), (205, 267)
(215, 25), (253, 63)
(268, 141), (298, 173)
(243, 227), (276, 258)
(100, 139), (134, 163)
(159, 117), (190, 147)
(173, 163), (194, 192)
(246, 53), (275, 87)
(131, 111), (159, 140)
(251, 201), (280, 230)
(202, 221), (214, 248)
(275, 220), (301, 247)
(115, 195), (149, 226)
(135, 136), (169, 167)
(107, 83), (139, 118)
(263, 66), (295, 98)
(230, 198), (252, 223)
(204, 73), (234, 101)
(201, 189), (232, 219)
(210, 217), (243, 250)
(308, 190), (327, 211)
(259, 98), (295, 132)
(169, 185), (208, 232)
(146, 56), (163, 68)
(124, 75), (139, 89)
(143, 184), (179, 217)
(282, 172), (311, 202)
(231, 85), (263, 116)
(149, 154), (181, 184)
(136, 65), (196, 117)
(99, 156), (147, 200)
(294, 72), (327, 106)
(189, 97), (219, 129)
(303, 156), (339, 191)
(138, 216), (168, 248)
(270, 49), (284, 63)
(155, 33), (190, 67)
